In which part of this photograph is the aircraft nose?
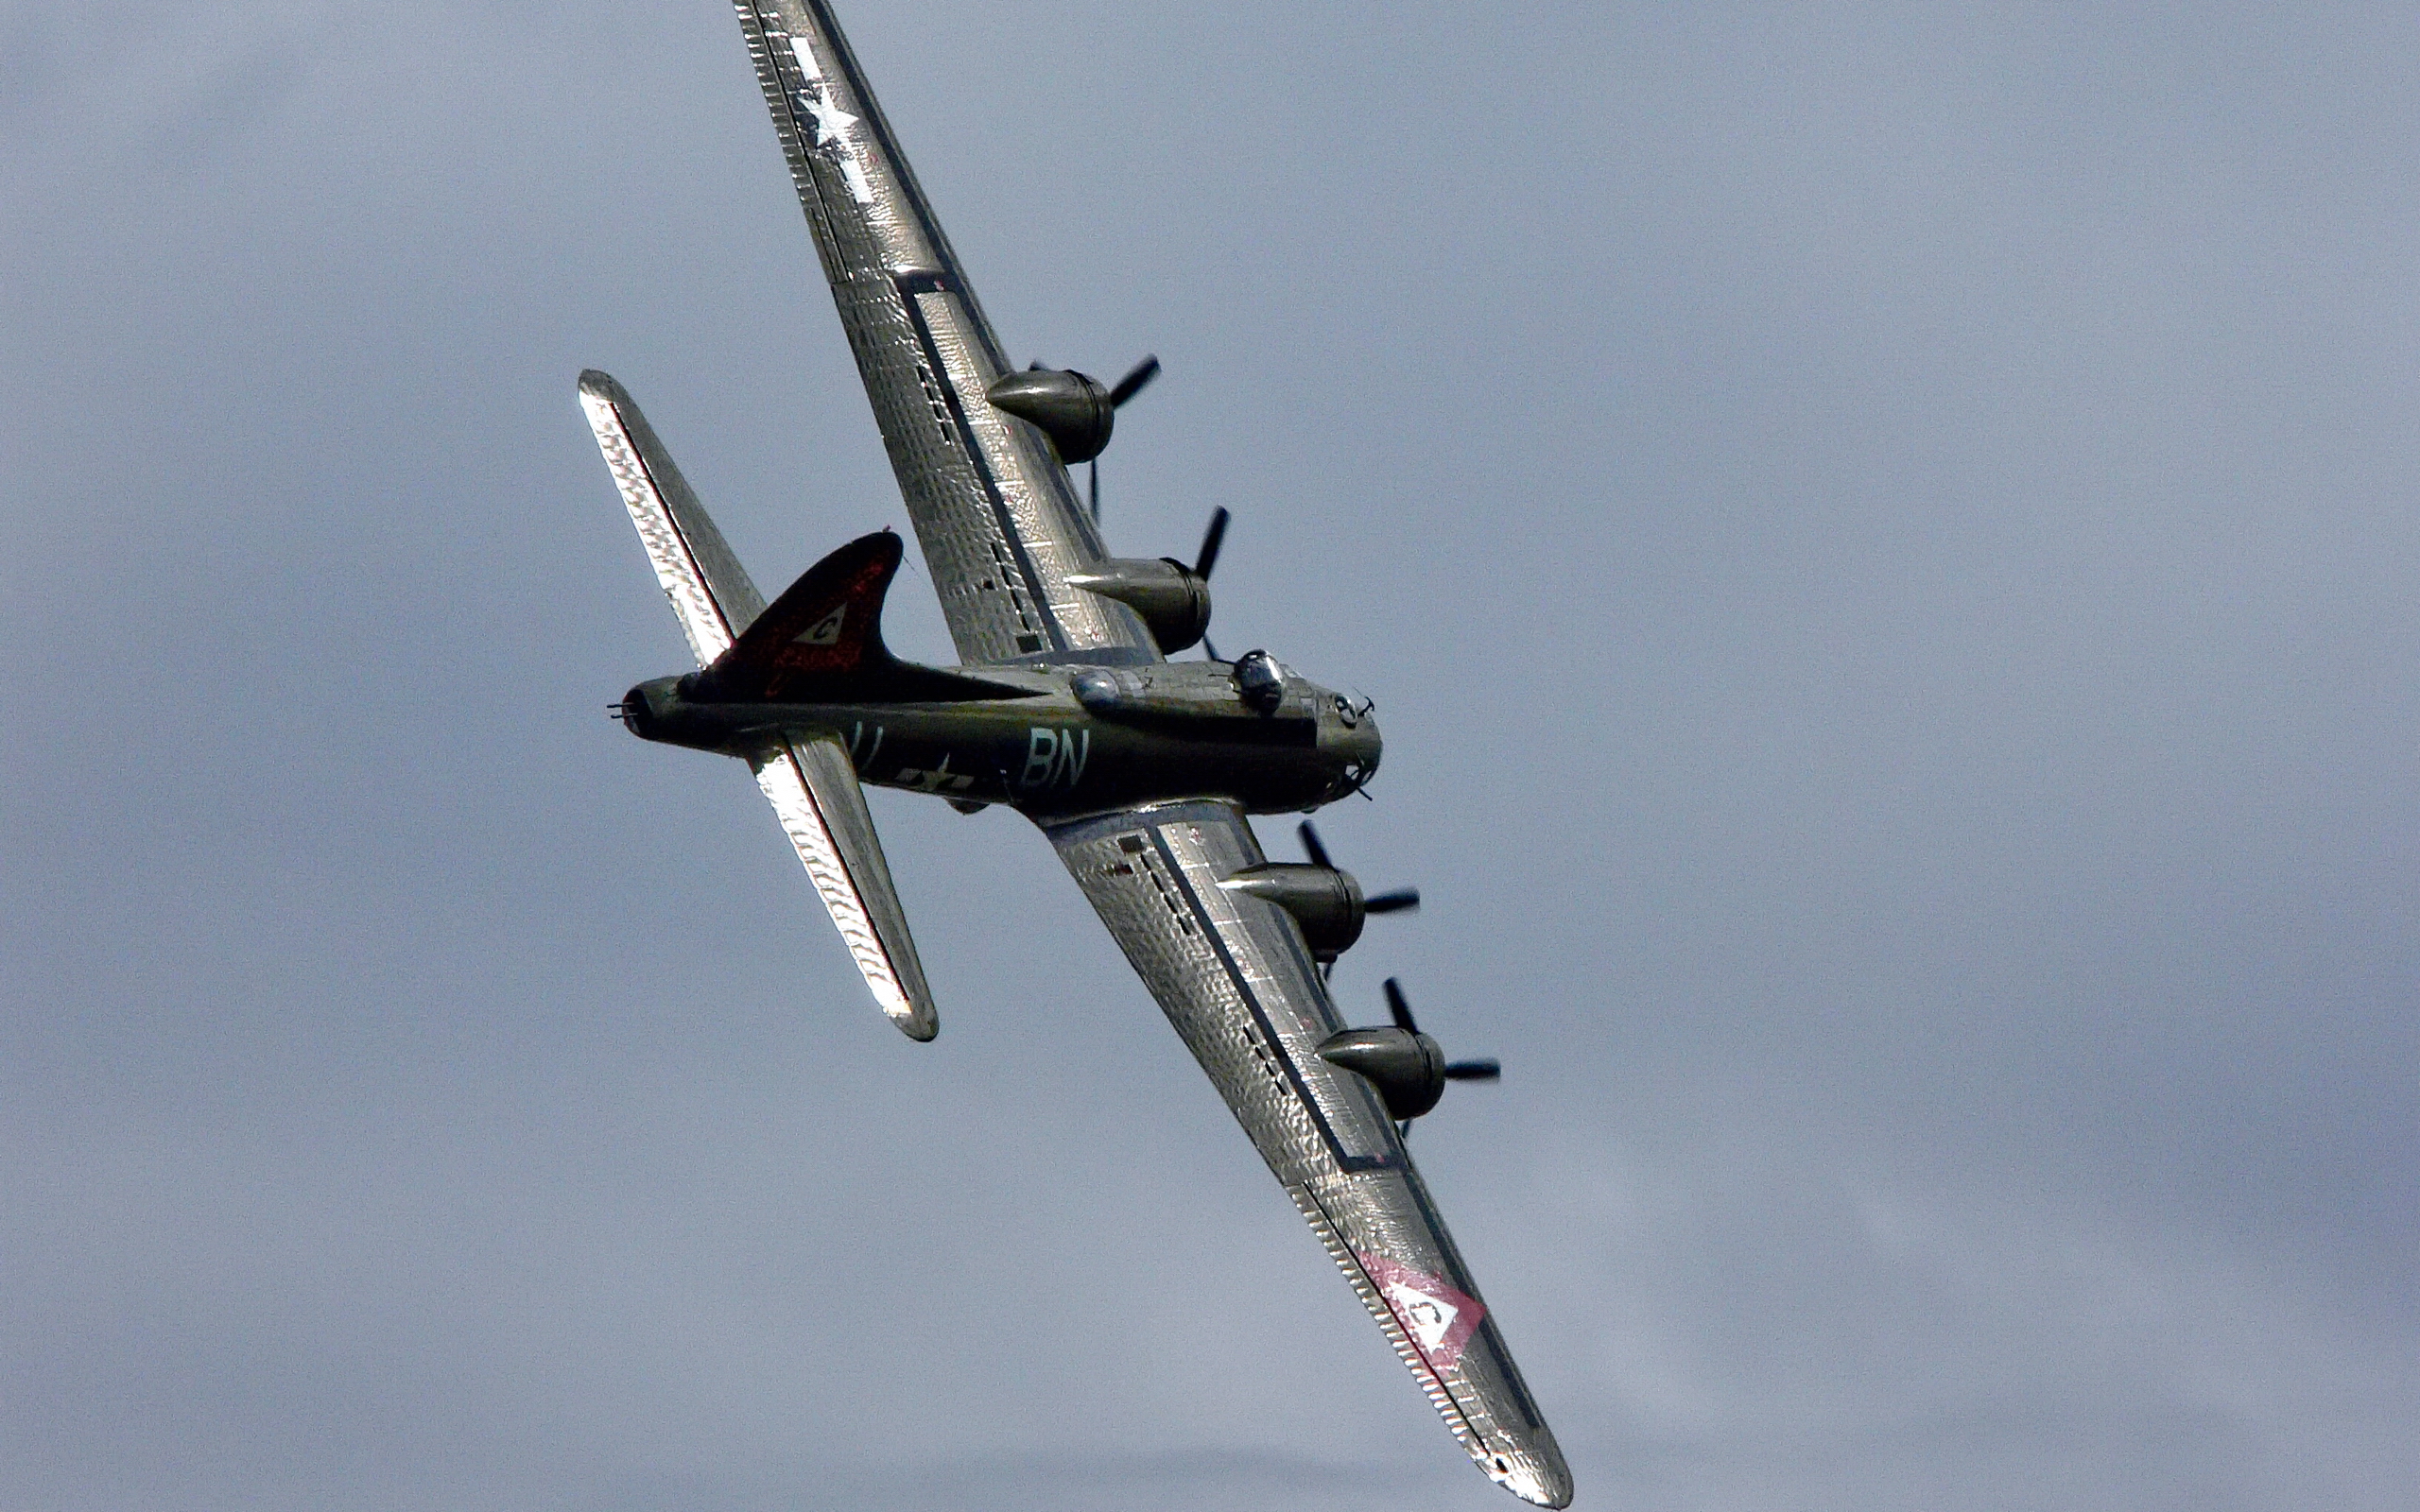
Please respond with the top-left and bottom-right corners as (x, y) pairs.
(1321, 694), (1382, 791)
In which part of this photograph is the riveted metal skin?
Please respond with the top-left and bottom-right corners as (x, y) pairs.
(1048, 804), (1573, 1506)
(733, 0), (1156, 668)
(582, 5), (1575, 1503)
(583, 379), (938, 1041)
(618, 659), (1381, 821)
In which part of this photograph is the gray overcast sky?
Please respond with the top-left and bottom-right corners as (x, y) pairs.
(5, 3), (2414, 1508)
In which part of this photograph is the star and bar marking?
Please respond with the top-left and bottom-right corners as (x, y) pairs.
(786, 34), (875, 203)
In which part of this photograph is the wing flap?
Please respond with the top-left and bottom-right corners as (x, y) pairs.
(1046, 801), (1570, 1507)
(753, 732), (938, 1040)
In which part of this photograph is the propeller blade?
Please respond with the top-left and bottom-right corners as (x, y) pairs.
(1296, 820), (1334, 870)
(1202, 635), (1221, 663)
(1383, 977), (1419, 1035)
(1301, 822), (1419, 916)
(1193, 506), (1230, 579)
(1109, 353), (1161, 406)
(1089, 458), (1100, 524)
(1443, 1058), (1501, 1081)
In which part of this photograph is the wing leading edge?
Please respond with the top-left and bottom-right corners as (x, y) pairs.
(1046, 801), (1572, 1508)
(731, 0), (1158, 668)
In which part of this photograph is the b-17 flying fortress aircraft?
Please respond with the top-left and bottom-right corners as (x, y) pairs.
(582, 4), (1570, 1503)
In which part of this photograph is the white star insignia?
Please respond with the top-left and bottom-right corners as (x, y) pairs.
(804, 91), (858, 149)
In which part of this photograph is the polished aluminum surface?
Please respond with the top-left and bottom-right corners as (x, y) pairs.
(579, 370), (766, 658)
(1050, 801), (1572, 1506)
(753, 733), (939, 1040)
(733, 0), (1159, 667)
(588, 7), (1573, 1499)
(584, 371), (936, 1039)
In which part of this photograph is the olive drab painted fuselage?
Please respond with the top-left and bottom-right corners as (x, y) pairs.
(618, 655), (1381, 819)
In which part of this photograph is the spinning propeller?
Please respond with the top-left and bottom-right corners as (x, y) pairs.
(987, 351), (1160, 509)
(1193, 506), (1230, 662)
(1102, 375), (1227, 663)
(1089, 353), (1162, 524)
(993, 352), (1247, 658)
(1385, 978), (1502, 1085)
(1299, 820), (1417, 921)
(1317, 977), (1500, 1133)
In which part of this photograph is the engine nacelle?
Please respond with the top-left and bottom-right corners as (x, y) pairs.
(1316, 1026), (1447, 1120)
(1218, 863), (1367, 961)
(986, 368), (1115, 463)
(1064, 558), (1212, 654)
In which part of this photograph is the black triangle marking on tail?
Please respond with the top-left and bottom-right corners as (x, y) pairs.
(690, 531), (1035, 704)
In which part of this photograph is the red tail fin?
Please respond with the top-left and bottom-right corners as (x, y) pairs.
(693, 532), (904, 701)
(689, 531), (1037, 705)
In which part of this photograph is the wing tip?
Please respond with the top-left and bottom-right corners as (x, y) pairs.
(1502, 1460), (1574, 1509)
(1455, 1374), (1571, 1507)
(1479, 1427), (1574, 1508)
(895, 1005), (939, 1041)
(578, 368), (625, 402)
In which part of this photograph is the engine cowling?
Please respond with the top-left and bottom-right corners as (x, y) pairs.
(1064, 558), (1212, 653)
(1218, 863), (1367, 961)
(1316, 1026), (1447, 1120)
(985, 368), (1115, 463)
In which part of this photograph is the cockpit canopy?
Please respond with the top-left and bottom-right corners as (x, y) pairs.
(1234, 649), (1286, 714)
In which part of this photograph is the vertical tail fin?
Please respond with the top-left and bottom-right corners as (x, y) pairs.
(691, 530), (1041, 705)
(694, 531), (905, 700)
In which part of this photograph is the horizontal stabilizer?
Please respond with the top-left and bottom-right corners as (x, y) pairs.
(752, 730), (939, 1040)
(580, 369), (764, 665)
(583, 372), (935, 1039)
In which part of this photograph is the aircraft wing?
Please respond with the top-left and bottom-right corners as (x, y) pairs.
(1046, 801), (1573, 1508)
(732, 0), (1159, 669)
